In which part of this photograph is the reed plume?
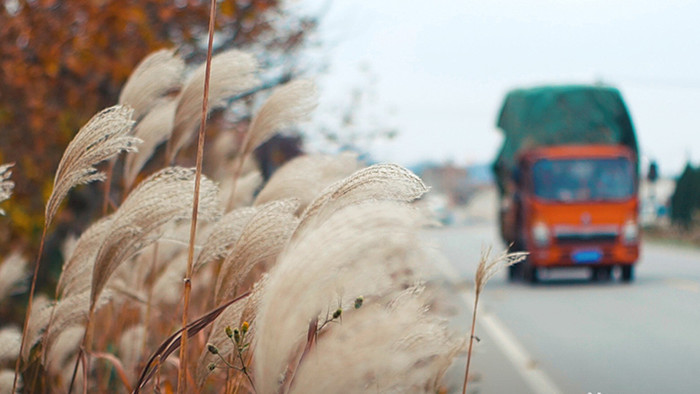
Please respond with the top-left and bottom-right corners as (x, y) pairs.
(0, 327), (21, 366)
(227, 80), (318, 209)
(123, 99), (178, 189)
(118, 48), (185, 121)
(45, 105), (138, 227)
(25, 290), (113, 362)
(0, 162), (14, 215)
(297, 163), (428, 234)
(290, 286), (460, 393)
(168, 50), (259, 163)
(239, 80), (317, 158)
(0, 252), (27, 302)
(56, 216), (114, 299)
(214, 199), (299, 304)
(118, 324), (146, 381)
(13, 105), (138, 391)
(253, 153), (361, 214)
(222, 169), (263, 209)
(44, 326), (84, 374)
(194, 206), (258, 272)
(0, 369), (20, 393)
(254, 201), (429, 393)
(89, 166), (222, 310)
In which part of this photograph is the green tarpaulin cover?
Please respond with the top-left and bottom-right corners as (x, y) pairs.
(493, 85), (638, 193)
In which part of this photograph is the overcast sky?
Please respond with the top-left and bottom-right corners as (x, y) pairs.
(296, 0), (700, 176)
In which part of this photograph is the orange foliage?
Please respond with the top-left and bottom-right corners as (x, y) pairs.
(0, 0), (280, 252)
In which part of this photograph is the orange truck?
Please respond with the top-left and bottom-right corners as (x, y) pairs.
(494, 85), (640, 283)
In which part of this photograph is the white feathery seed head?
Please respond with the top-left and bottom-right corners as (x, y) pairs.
(89, 166), (221, 310)
(214, 199), (299, 304)
(0, 163), (14, 215)
(46, 105), (139, 226)
(0, 326), (21, 365)
(297, 163), (428, 235)
(240, 79), (318, 157)
(254, 201), (429, 392)
(0, 251), (27, 302)
(123, 98), (178, 189)
(194, 206), (258, 273)
(254, 152), (361, 214)
(119, 48), (185, 120)
(169, 50), (259, 162)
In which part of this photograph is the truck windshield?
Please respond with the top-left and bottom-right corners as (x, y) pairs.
(532, 157), (634, 202)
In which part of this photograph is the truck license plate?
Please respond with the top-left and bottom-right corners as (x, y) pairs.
(572, 249), (602, 264)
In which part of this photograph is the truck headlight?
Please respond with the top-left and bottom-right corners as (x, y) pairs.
(622, 220), (638, 244)
(532, 222), (550, 247)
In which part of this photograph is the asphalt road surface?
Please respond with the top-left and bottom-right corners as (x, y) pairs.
(428, 222), (700, 394)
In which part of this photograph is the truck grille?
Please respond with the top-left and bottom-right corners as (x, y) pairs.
(555, 232), (618, 244)
(553, 225), (619, 244)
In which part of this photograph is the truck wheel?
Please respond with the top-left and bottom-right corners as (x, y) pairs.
(524, 265), (539, 284)
(592, 267), (612, 282)
(621, 265), (634, 282)
(508, 263), (523, 281)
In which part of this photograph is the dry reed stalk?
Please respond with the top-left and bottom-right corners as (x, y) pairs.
(167, 49), (259, 164)
(253, 152), (361, 214)
(462, 247), (527, 394)
(118, 48), (185, 121)
(214, 199), (299, 305)
(178, 3), (218, 392)
(226, 79), (318, 210)
(123, 98), (178, 190)
(254, 201), (429, 393)
(13, 106), (138, 392)
(0, 162), (14, 215)
(0, 252), (27, 302)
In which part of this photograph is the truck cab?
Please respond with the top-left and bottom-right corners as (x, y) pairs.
(511, 144), (639, 282)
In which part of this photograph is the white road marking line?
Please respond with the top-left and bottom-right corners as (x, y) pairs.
(431, 257), (564, 394)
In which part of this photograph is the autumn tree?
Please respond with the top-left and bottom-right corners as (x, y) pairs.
(0, 0), (316, 255)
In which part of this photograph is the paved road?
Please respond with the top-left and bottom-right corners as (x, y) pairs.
(428, 222), (700, 394)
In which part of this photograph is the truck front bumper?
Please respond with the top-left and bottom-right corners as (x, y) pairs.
(528, 242), (639, 267)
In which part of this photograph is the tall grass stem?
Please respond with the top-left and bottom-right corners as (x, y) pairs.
(462, 292), (480, 394)
(177, 0), (217, 392)
(12, 223), (48, 393)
